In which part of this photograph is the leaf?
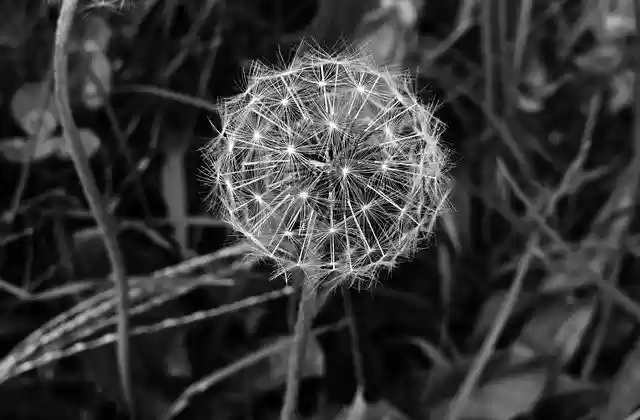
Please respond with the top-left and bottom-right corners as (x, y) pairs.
(66, 16), (112, 110)
(364, 398), (411, 420)
(551, 302), (595, 362)
(52, 128), (102, 160)
(430, 369), (547, 420)
(160, 132), (190, 256)
(461, 371), (547, 420)
(602, 0), (635, 40)
(470, 290), (534, 346)
(74, 128), (102, 158)
(574, 43), (623, 74)
(541, 249), (598, 292)
(600, 337), (640, 420)
(82, 50), (112, 110)
(0, 137), (61, 163)
(81, 15), (112, 53)
(518, 54), (562, 113)
(609, 70), (634, 113)
(335, 389), (409, 420)
(352, 0), (419, 67)
(0, 138), (30, 163)
(529, 389), (607, 420)
(421, 351), (515, 410)
(516, 297), (595, 365)
(336, 389), (368, 420)
(11, 82), (59, 136)
(21, 110), (58, 140)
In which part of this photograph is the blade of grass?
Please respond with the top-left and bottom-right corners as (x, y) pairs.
(53, 0), (134, 417)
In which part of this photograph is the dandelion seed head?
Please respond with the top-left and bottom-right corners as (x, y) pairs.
(204, 40), (452, 288)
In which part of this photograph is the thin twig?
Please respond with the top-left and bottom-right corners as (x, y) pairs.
(53, 0), (135, 417)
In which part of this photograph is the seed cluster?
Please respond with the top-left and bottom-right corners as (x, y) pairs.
(204, 42), (451, 288)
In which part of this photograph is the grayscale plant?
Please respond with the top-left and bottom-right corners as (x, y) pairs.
(203, 41), (451, 290)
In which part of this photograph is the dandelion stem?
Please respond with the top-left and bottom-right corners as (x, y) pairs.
(343, 285), (366, 391)
(281, 273), (317, 420)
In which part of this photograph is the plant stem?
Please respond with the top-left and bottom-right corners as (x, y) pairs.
(444, 234), (536, 420)
(342, 285), (365, 391)
(280, 275), (317, 420)
(54, 1), (135, 417)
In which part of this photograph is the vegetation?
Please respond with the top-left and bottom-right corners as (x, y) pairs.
(0, 0), (639, 419)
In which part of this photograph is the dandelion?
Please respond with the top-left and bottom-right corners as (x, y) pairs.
(204, 41), (450, 289)
(202, 40), (452, 420)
